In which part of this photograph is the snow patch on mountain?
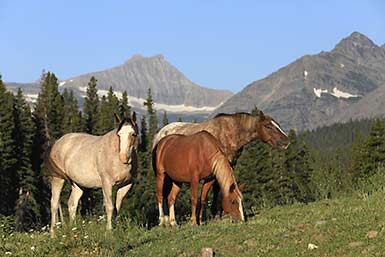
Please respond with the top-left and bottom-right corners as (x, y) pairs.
(78, 87), (218, 113)
(313, 87), (359, 98)
(313, 88), (328, 97)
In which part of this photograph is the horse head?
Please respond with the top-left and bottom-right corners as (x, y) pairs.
(115, 112), (138, 164)
(256, 111), (290, 149)
(222, 182), (245, 222)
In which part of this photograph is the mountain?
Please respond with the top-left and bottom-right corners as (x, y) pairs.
(213, 32), (385, 131)
(7, 55), (233, 119)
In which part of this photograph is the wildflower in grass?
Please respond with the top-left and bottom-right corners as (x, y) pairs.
(84, 235), (89, 239)
(72, 227), (77, 231)
(5, 251), (12, 255)
(31, 246), (35, 251)
(62, 235), (66, 238)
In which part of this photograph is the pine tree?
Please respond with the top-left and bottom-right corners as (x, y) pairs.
(177, 117), (183, 122)
(349, 134), (368, 182)
(283, 130), (313, 202)
(97, 95), (110, 134)
(119, 90), (131, 117)
(143, 88), (158, 148)
(13, 88), (40, 231)
(62, 89), (82, 134)
(32, 71), (64, 224)
(83, 76), (99, 135)
(0, 76), (17, 215)
(97, 87), (120, 134)
(162, 111), (169, 127)
(139, 115), (148, 152)
(34, 71), (63, 146)
(364, 119), (385, 175)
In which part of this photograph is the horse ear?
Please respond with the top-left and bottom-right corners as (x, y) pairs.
(229, 183), (236, 193)
(258, 111), (266, 121)
(114, 113), (121, 124)
(239, 183), (246, 192)
(131, 111), (137, 124)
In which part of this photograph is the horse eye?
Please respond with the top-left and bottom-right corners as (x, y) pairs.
(132, 133), (137, 137)
(231, 200), (236, 205)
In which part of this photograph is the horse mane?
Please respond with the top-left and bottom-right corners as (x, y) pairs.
(213, 112), (258, 132)
(210, 151), (238, 197)
(214, 112), (252, 119)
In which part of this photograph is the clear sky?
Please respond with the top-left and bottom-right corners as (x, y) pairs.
(1, 0), (384, 93)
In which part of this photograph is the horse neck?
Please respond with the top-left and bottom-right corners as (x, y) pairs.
(214, 115), (260, 152)
(211, 151), (236, 197)
(103, 129), (119, 154)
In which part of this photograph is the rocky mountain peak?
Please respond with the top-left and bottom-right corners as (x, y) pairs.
(124, 54), (144, 64)
(332, 32), (378, 59)
(213, 32), (385, 131)
(381, 44), (385, 50)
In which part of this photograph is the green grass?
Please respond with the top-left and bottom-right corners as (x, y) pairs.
(2, 190), (385, 256)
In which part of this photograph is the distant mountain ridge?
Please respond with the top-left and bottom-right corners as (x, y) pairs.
(213, 32), (385, 131)
(60, 54), (232, 109)
(6, 54), (233, 117)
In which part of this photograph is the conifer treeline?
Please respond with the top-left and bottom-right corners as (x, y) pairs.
(1, 71), (385, 230)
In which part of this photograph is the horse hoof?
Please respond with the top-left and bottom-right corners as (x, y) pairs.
(170, 220), (178, 227)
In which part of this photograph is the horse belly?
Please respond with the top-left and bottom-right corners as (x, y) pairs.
(67, 168), (102, 188)
(64, 153), (103, 188)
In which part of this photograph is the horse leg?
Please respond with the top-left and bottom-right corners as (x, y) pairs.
(50, 176), (64, 238)
(190, 177), (199, 225)
(156, 171), (167, 226)
(68, 183), (83, 224)
(101, 181), (114, 230)
(199, 179), (215, 224)
(167, 182), (181, 227)
(115, 183), (133, 213)
(210, 180), (221, 218)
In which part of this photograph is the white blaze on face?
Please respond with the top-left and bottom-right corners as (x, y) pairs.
(271, 120), (287, 137)
(118, 124), (135, 157)
(238, 196), (244, 221)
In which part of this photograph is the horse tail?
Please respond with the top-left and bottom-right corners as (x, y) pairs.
(44, 146), (69, 181)
(152, 143), (158, 176)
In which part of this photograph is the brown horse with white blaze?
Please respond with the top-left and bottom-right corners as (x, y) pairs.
(47, 112), (138, 237)
(153, 131), (245, 226)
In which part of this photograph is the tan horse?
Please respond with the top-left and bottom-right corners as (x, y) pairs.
(153, 111), (290, 161)
(153, 131), (245, 226)
(47, 113), (138, 237)
(152, 111), (289, 224)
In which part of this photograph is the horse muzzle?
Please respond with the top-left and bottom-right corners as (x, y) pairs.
(119, 146), (135, 164)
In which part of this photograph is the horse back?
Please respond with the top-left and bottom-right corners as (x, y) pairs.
(155, 131), (222, 182)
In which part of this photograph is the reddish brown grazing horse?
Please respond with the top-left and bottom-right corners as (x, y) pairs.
(153, 131), (245, 226)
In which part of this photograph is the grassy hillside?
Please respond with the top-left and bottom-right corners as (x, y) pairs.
(2, 189), (385, 257)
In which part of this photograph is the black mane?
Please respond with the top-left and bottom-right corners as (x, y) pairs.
(214, 112), (253, 119)
(117, 117), (138, 134)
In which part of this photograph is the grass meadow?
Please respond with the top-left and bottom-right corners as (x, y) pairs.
(2, 189), (385, 256)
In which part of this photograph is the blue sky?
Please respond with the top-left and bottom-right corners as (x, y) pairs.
(1, 0), (384, 92)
